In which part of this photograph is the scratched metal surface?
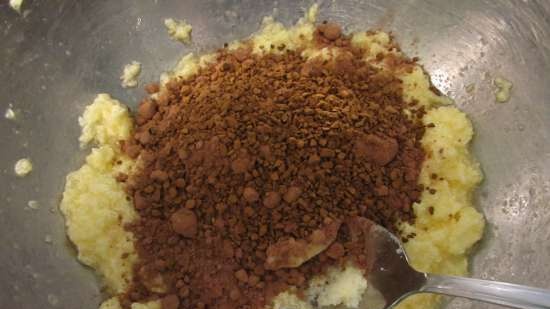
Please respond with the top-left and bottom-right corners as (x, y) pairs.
(1, 0), (549, 308)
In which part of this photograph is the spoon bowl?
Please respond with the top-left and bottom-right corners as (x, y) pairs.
(362, 223), (550, 309)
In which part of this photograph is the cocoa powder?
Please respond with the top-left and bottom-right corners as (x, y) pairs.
(121, 23), (427, 309)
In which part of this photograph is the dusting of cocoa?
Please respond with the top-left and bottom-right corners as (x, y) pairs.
(314, 21), (350, 48)
(161, 295), (180, 309)
(170, 208), (198, 238)
(121, 22), (428, 309)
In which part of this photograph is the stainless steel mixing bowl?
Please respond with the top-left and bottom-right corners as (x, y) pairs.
(1, 1), (549, 308)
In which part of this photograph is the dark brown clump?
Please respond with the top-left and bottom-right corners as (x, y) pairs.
(121, 23), (427, 309)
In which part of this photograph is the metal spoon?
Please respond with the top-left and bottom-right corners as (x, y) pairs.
(362, 223), (550, 309)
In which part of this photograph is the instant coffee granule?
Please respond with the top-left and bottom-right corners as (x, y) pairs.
(120, 23), (427, 309)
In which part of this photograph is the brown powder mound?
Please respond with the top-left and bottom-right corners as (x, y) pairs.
(120, 24), (426, 309)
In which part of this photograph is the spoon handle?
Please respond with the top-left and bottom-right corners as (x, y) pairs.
(420, 274), (550, 309)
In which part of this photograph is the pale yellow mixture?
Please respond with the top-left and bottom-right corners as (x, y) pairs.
(494, 77), (513, 103)
(9, 0), (24, 14)
(121, 61), (142, 88)
(14, 158), (33, 177)
(5, 107), (16, 120)
(164, 18), (192, 44)
(60, 6), (484, 309)
(61, 94), (137, 295)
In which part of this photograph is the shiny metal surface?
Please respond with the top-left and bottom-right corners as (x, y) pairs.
(422, 275), (550, 309)
(363, 223), (550, 309)
(1, 1), (549, 308)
